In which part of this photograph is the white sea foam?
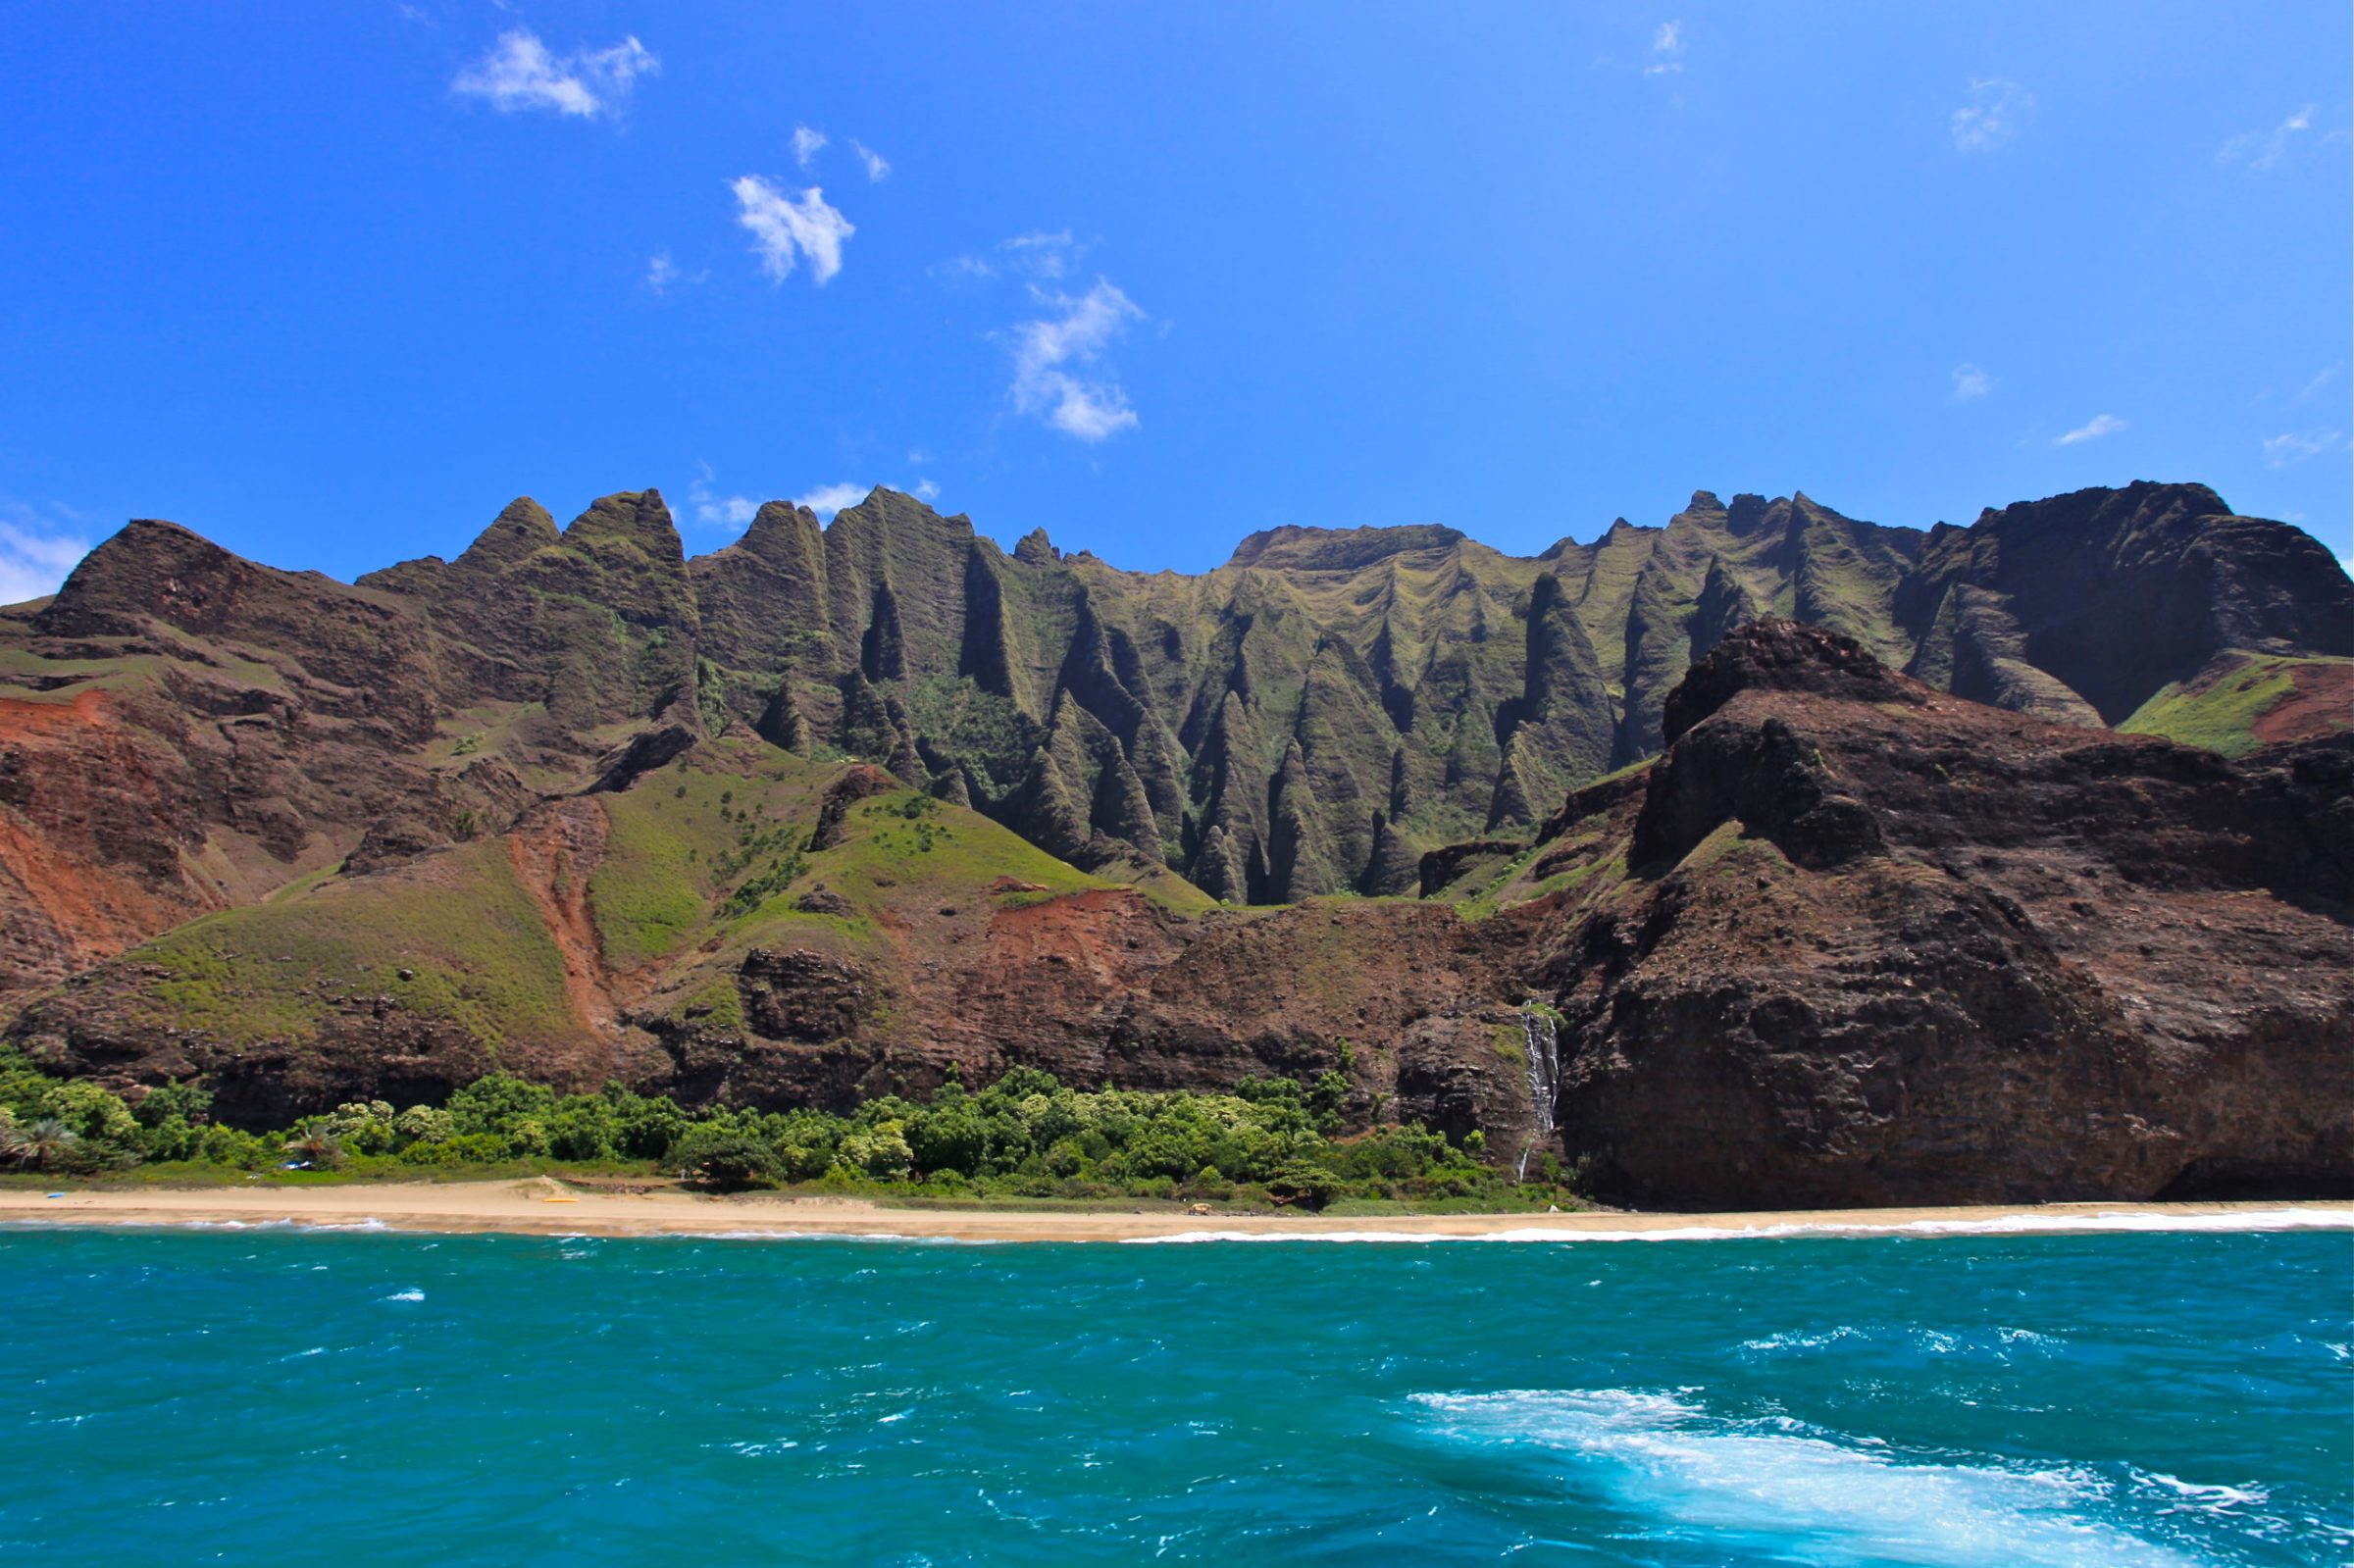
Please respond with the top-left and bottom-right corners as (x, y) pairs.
(1415, 1388), (2203, 1567)
(1119, 1207), (2353, 1244)
(681, 1230), (998, 1245)
(0, 1216), (400, 1236)
(380, 1288), (426, 1302)
(178, 1217), (394, 1234)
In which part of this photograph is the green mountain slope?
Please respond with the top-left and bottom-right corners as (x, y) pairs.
(0, 478), (2346, 1013)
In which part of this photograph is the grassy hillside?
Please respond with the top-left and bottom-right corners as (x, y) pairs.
(39, 734), (1216, 1069)
(2119, 651), (2352, 758)
(108, 837), (576, 1053)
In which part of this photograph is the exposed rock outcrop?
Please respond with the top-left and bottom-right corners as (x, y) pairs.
(1530, 621), (2354, 1206)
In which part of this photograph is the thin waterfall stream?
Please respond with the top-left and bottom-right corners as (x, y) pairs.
(1515, 1002), (1561, 1182)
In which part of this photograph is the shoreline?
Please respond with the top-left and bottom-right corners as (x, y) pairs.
(0, 1182), (2346, 1244)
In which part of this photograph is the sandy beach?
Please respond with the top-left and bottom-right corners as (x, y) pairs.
(0, 1180), (2345, 1244)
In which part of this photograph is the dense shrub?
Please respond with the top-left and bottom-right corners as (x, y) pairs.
(672, 1128), (783, 1191)
(0, 1041), (1580, 1209)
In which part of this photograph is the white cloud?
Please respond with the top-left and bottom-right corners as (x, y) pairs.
(938, 230), (1081, 286)
(1006, 279), (1145, 441)
(912, 479), (941, 502)
(1951, 77), (2032, 152)
(702, 494), (757, 528)
(1646, 20), (1684, 74)
(933, 254), (998, 282)
(643, 251), (706, 296)
(1950, 364), (1993, 403)
(795, 482), (872, 520)
(2053, 413), (2126, 446)
(792, 125), (829, 170)
(730, 176), (854, 284)
(2217, 105), (2315, 171)
(2262, 430), (2343, 469)
(1003, 230), (1075, 279)
(0, 518), (92, 605)
(451, 29), (656, 119)
(851, 139), (891, 181)
(686, 464), (758, 532)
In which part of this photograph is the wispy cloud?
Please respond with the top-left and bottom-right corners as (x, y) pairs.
(0, 514), (93, 605)
(691, 473), (943, 530)
(731, 176), (854, 284)
(851, 139), (891, 181)
(451, 29), (656, 119)
(2290, 362), (2343, 406)
(640, 251), (701, 294)
(2216, 105), (2315, 171)
(1007, 279), (1145, 441)
(936, 229), (1078, 285)
(1003, 230), (1075, 278)
(687, 465), (757, 531)
(2053, 413), (2125, 446)
(2263, 430), (2343, 470)
(792, 125), (829, 170)
(1951, 77), (2032, 152)
(1950, 364), (1993, 403)
(796, 482), (872, 521)
(1646, 20), (1684, 75)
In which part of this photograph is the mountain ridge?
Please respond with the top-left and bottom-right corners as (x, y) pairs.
(8, 616), (2347, 1204)
(1, 478), (2346, 1014)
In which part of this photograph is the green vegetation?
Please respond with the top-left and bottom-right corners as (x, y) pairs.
(2119, 652), (2349, 758)
(116, 836), (577, 1051)
(0, 1048), (1582, 1212)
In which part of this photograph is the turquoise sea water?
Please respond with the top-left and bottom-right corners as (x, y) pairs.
(0, 1223), (2345, 1565)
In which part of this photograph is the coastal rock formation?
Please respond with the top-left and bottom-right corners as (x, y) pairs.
(1523, 621), (2354, 1206)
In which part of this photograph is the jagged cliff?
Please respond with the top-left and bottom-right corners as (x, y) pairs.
(0, 471), (2344, 1002)
(1, 479), (2346, 1008)
(9, 615), (2347, 1205)
(1, 480), (2350, 1203)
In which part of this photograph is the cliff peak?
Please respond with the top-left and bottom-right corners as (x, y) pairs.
(1660, 618), (1920, 744)
(563, 489), (684, 563)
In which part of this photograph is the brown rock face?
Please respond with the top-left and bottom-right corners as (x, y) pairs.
(2, 481), (2349, 1207)
(1535, 622), (2354, 1207)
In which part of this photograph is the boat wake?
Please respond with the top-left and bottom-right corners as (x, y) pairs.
(1413, 1388), (2225, 1566)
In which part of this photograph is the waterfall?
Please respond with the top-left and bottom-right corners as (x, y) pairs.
(1515, 1002), (1561, 1182)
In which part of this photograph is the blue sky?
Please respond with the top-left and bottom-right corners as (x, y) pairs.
(1, 2), (2346, 599)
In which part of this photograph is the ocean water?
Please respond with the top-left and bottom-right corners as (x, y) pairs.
(0, 1223), (2345, 1565)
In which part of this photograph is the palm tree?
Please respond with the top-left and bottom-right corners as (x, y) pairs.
(5, 1119), (79, 1172)
(283, 1131), (345, 1171)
